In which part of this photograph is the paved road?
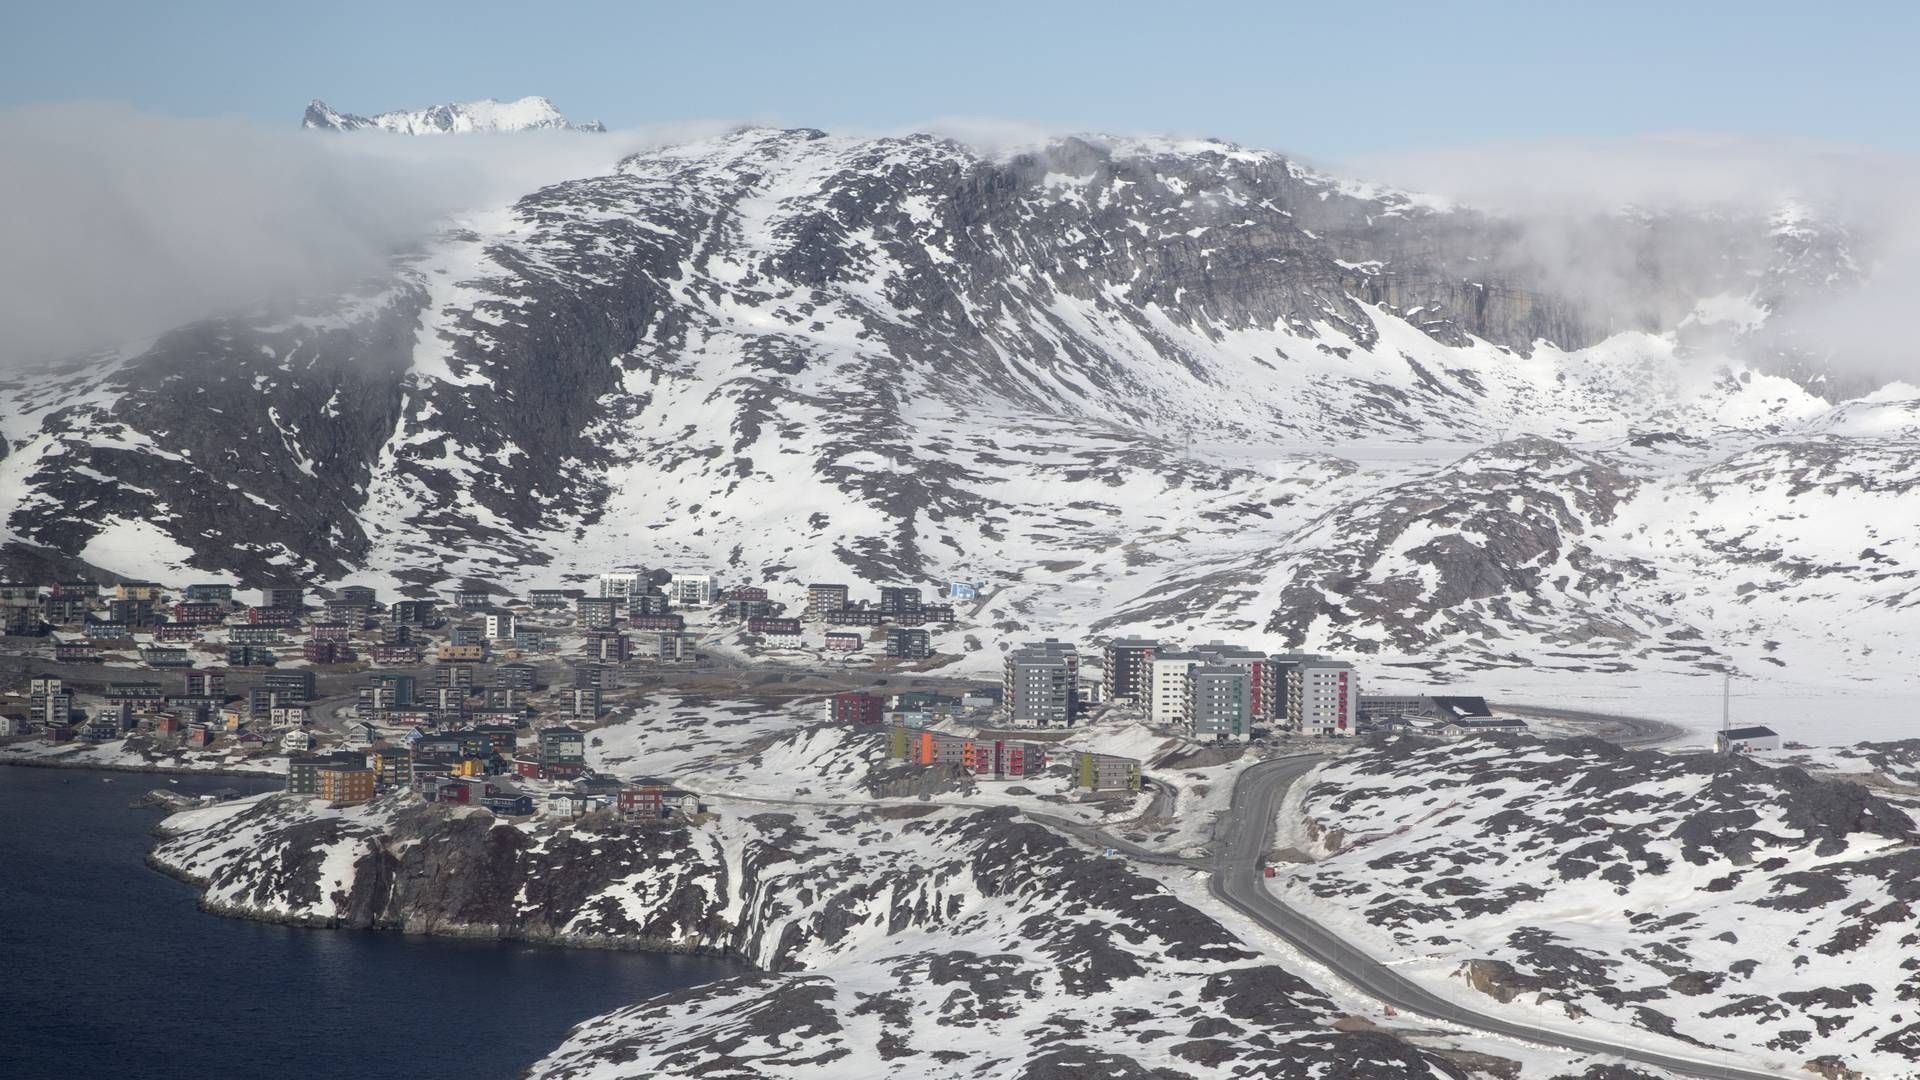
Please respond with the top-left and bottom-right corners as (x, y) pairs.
(1496, 702), (1689, 750)
(1210, 755), (1792, 1080)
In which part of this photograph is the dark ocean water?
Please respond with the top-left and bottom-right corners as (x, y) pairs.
(0, 766), (740, 1079)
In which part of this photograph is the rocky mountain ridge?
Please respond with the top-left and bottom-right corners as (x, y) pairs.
(0, 126), (1912, 690)
(301, 95), (605, 134)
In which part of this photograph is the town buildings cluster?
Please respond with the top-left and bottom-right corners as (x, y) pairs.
(990, 638), (1364, 743)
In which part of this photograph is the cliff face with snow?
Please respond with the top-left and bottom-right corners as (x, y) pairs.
(301, 96), (605, 134)
(0, 127), (1913, 692)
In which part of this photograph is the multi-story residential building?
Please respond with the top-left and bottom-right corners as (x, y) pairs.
(226, 646), (277, 667)
(301, 634), (351, 661)
(627, 613), (684, 632)
(877, 586), (922, 615)
(577, 596), (619, 630)
(183, 583), (234, 603)
(170, 601), (225, 625)
(391, 599), (438, 627)
(826, 691), (884, 725)
(260, 586), (304, 611)
(1103, 639), (1158, 702)
(229, 625), (283, 646)
(599, 570), (646, 601)
(495, 663), (538, 692)
(1148, 643), (1276, 738)
(484, 611), (517, 640)
(539, 727), (587, 772)
(116, 582), (165, 602)
(370, 643), (420, 665)
(334, 585), (377, 607)
(805, 583), (849, 619)
(571, 686), (602, 718)
(1147, 652), (1203, 727)
(1188, 665), (1253, 741)
(512, 626), (553, 651)
(286, 751), (366, 796)
(656, 632), (696, 662)
(748, 616), (803, 646)
(318, 765), (376, 805)
(573, 663), (613, 690)
(668, 574), (715, 608)
(885, 627), (931, 661)
(183, 669), (227, 698)
(83, 619), (130, 640)
(1288, 659), (1358, 737)
(357, 674), (416, 716)
(372, 746), (412, 788)
(584, 631), (629, 663)
(723, 597), (772, 621)
(246, 605), (299, 628)
(887, 726), (1043, 778)
(628, 591), (670, 616)
(824, 631), (863, 652)
(41, 594), (90, 625)
(437, 644), (486, 663)
(1074, 752), (1143, 792)
(825, 608), (885, 627)
(453, 587), (492, 611)
(109, 598), (156, 626)
(266, 671), (316, 701)
(530, 588), (582, 609)
(1004, 639), (1080, 726)
(324, 598), (372, 624)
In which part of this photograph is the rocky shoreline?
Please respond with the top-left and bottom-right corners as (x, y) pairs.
(0, 752), (276, 780)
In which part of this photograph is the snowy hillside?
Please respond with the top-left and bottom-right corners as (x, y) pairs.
(301, 96), (605, 134)
(1275, 736), (1920, 1079)
(1, 127), (1914, 732)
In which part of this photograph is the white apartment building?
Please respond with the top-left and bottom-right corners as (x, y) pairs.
(599, 570), (645, 600)
(1289, 660), (1358, 737)
(668, 574), (715, 607)
(1148, 653), (1202, 726)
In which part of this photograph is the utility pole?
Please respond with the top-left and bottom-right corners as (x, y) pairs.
(1721, 671), (1731, 732)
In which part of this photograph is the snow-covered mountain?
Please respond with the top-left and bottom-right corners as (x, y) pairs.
(301, 95), (605, 134)
(0, 127), (1913, 705)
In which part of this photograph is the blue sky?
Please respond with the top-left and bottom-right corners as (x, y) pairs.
(3, 0), (1915, 159)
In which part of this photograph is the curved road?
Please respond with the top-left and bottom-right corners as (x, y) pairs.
(1211, 755), (1791, 1080)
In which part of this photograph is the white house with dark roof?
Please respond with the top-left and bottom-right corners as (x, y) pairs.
(1716, 726), (1780, 753)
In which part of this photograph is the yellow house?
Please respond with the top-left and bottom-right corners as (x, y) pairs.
(452, 757), (485, 777)
(221, 708), (247, 731)
(116, 582), (165, 602)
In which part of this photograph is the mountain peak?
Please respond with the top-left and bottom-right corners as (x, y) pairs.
(301, 95), (604, 135)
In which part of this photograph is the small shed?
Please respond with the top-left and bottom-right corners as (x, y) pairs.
(1716, 726), (1780, 754)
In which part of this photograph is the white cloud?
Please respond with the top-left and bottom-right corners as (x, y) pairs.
(0, 102), (724, 366)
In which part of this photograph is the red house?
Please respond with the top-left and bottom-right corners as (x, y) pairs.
(618, 784), (668, 817)
(829, 691), (884, 725)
